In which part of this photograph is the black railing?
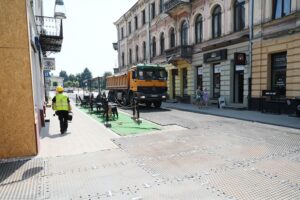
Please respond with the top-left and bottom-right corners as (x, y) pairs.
(35, 16), (63, 55)
(165, 45), (193, 60)
(164, 0), (190, 12)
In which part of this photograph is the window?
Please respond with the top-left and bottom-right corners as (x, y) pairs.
(135, 45), (139, 62)
(121, 27), (124, 39)
(121, 52), (125, 66)
(152, 37), (156, 57)
(273, 0), (291, 19)
(181, 21), (188, 45)
(160, 33), (165, 55)
(135, 16), (138, 30)
(234, 0), (245, 32)
(182, 68), (188, 95)
(212, 5), (222, 38)
(160, 0), (164, 13)
(142, 10), (146, 25)
(197, 66), (203, 90)
(170, 28), (175, 48)
(129, 49), (132, 64)
(271, 52), (287, 97)
(195, 15), (203, 44)
(213, 63), (221, 98)
(143, 41), (146, 60)
(128, 21), (132, 34)
(151, 3), (156, 20)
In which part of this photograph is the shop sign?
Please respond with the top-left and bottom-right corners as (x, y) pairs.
(262, 90), (277, 96)
(204, 49), (227, 63)
(44, 70), (51, 78)
(214, 65), (222, 73)
(234, 53), (246, 65)
(235, 65), (244, 71)
(197, 67), (203, 75)
(43, 58), (56, 70)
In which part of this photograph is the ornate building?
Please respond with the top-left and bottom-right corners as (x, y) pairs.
(114, 0), (300, 113)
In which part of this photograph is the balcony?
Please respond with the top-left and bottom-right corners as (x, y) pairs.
(35, 16), (63, 56)
(164, 0), (191, 15)
(165, 45), (193, 64)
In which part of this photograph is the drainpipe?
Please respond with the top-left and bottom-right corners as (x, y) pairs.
(248, 0), (254, 110)
(147, 2), (151, 63)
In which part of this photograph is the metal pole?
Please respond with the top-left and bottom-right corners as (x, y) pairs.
(248, 0), (254, 110)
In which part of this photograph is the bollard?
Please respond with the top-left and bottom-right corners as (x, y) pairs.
(135, 99), (142, 125)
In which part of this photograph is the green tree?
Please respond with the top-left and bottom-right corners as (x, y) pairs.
(102, 71), (112, 89)
(81, 68), (93, 83)
(64, 80), (73, 88)
(59, 70), (68, 82)
(75, 73), (82, 87)
(68, 74), (76, 82)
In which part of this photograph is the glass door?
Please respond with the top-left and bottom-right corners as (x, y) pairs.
(213, 64), (221, 98)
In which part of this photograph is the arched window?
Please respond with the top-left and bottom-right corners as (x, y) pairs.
(195, 14), (203, 44)
(129, 49), (132, 64)
(212, 5), (222, 38)
(121, 52), (125, 67)
(143, 41), (146, 61)
(181, 20), (188, 45)
(160, 33), (165, 55)
(170, 28), (175, 48)
(152, 37), (156, 57)
(135, 45), (139, 63)
(273, 0), (291, 19)
(234, 0), (245, 32)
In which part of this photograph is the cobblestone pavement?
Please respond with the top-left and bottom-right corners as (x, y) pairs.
(1, 107), (300, 200)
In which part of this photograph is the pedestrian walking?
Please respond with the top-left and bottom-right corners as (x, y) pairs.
(195, 86), (203, 108)
(52, 86), (72, 134)
(202, 88), (209, 107)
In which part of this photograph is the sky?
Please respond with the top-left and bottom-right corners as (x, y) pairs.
(43, 0), (137, 77)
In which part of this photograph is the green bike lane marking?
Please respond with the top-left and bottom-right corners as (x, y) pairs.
(78, 106), (161, 136)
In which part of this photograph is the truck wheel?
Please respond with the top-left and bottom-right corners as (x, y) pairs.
(146, 102), (152, 107)
(153, 101), (162, 108)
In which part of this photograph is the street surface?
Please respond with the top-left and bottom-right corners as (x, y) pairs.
(0, 93), (300, 199)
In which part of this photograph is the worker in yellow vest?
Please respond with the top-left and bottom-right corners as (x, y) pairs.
(52, 86), (72, 134)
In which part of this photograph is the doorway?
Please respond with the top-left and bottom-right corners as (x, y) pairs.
(182, 68), (188, 95)
(234, 70), (244, 103)
(213, 63), (221, 98)
(172, 69), (177, 98)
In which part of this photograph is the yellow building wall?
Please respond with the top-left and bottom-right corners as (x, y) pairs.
(252, 33), (300, 98)
(0, 1), (37, 158)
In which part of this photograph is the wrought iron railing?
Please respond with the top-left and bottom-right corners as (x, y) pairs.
(165, 45), (193, 60)
(35, 16), (62, 37)
(164, 0), (190, 12)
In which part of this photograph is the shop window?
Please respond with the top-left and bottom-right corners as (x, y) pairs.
(182, 68), (188, 95)
(213, 63), (221, 98)
(195, 14), (203, 44)
(181, 21), (188, 45)
(197, 66), (203, 90)
(234, 0), (245, 32)
(212, 5), (222, 38)
(273, 0), (291, 19)
(170, 28), (175, 48)
(160, 0), (164, 13)
(271, 52), (287, 97)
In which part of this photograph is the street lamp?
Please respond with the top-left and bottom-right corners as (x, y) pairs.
(54, 0), (66, 19)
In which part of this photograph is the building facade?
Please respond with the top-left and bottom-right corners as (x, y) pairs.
(250, 0), (300, 114)
(0, 0), (64, 158)
(114, 0), (300, 113)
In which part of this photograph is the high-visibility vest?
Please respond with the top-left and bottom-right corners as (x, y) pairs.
(54, 94), (69, 111)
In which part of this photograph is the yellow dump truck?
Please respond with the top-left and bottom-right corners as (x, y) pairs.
(106, 64), (167, 108)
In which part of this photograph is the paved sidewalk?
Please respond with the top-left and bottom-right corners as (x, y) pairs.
(38, 103), (119, 157)
(163, 102), (300, 129)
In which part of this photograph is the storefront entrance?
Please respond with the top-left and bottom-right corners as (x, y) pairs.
(197, 66), (203, 90)
(171, 69), (177, 99)
(234, 67), (244, 103)
(213, 63), (221, 98)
